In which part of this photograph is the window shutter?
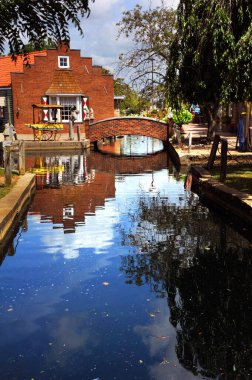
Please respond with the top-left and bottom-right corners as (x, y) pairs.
(41, 96), (49, 121)
(82, 96), (89, 121)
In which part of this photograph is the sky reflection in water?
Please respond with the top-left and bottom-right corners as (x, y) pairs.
(0, 145), (251, 380)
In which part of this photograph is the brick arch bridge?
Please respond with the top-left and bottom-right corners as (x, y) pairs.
(85, 117), (169, 143)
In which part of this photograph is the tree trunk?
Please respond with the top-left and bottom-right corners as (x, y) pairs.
(204, 103), (219, 138)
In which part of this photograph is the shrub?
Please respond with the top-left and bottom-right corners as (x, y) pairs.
(172, 107), (193, 126)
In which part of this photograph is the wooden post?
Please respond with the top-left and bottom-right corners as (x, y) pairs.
(7, 97), (12, 125)
(188, 132), (192, 153)
(4, 144), (12, 186)
(178, 130), (182, 147)
(175, 125), (182, 146)
(18, 140), (25, 175)
(167, 122), (170, 143)
(77, 124), (81, 141)
(220, 138), (228, 182)
(206, 134), (221, 170)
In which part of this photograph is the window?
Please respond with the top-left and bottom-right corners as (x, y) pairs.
(58, 56), (70, 68)
(60, 97), (76, 121)
(49, 96), (81, 122)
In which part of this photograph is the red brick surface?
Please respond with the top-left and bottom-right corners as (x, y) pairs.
(11, 45), (114, 134)
(86, 118), (169, 142)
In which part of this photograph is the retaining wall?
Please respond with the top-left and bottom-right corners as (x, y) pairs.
(190, 166), (252, 227)
(0, 173), (36, 242)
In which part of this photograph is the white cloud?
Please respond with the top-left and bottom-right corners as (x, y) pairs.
(40, 202), (119, 259)
(70, 0), (179, 73)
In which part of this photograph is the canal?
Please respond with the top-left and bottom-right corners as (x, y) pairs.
(0, 136), (251, 380)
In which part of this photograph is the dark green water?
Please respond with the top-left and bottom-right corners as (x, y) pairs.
(0, 138), (251, 380)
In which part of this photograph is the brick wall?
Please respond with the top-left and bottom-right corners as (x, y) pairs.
(85, 117), (169, 142)
(11, 44), (114, 134)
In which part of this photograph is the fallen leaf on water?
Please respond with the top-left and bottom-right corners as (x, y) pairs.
(149, 313), (156, 318)
(160, 358), (170, 365)
(152, 335), (170, 340)
(147, 310), (160, 318)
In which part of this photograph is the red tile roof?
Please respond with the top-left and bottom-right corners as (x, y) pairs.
(46, 70), (84, 95)
(0, 51), (47, 87)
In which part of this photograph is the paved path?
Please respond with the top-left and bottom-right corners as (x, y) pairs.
(178, 123), (252, 160)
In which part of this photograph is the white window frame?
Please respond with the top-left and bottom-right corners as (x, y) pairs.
(49, 95), (82, 123)
(58, 56), (70, 68)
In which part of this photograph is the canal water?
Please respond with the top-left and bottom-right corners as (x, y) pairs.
(0, 136), (251, 380)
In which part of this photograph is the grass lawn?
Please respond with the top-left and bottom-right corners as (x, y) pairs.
(211, 166), (252, 194)
(0, 168), (19, 199)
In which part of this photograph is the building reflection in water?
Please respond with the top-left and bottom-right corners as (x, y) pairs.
(26, 153), (115, 233)
(27, 154), (93, 189)
(26, 150), (170, 235)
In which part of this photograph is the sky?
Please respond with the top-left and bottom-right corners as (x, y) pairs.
(69, 0), (179, 76)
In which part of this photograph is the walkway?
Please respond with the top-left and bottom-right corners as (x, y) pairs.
(178, 123), (252, 163)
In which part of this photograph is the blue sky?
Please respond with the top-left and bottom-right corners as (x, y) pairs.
(69, 0), (179, 75)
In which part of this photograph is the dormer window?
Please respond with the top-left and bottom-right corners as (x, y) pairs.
(58, 56), (70, 68)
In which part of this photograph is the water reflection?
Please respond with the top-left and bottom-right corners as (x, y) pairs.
(99, 135), (164, 156)
(0, 146), (251, 380)
(26, 151), (170, 235)
(119, 193), (252, 378)
(27, 154), (93, 188)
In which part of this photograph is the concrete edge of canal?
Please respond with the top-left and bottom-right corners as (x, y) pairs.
(0, 173), (36, 244)
(190, 165), (252, 227)
(24, 139), (91, 151)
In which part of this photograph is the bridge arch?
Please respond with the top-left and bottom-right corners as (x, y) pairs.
(85, 117), (169, 143)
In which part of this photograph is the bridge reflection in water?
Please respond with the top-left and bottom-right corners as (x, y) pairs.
(98, 135), (164, 156)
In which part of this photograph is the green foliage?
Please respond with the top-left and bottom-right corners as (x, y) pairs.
(102, 68), (113, 76)
(114, 77), (149, 115)
(172, 107), (193, 126)
(163, 106), (193, 125)
(20, 39), (57, 54)
(167, 0), (252, 106)
(0, 0), (93, 57)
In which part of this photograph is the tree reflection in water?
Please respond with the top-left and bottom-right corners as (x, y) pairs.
(119, 192), (252, 378)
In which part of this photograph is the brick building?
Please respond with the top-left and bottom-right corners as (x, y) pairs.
(0, 44), (114, 135)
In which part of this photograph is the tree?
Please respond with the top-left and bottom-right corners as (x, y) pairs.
(118, 192), (252, 377)
(0, 0), (93, 57)
(114, 77), (149, 115)
(20, 39), (57, 54)
(117, 3), (176, 106)
(167, 0), (252, 135)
